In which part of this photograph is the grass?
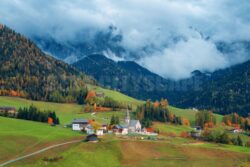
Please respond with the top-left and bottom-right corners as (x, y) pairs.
(87, 85), (143, 107)
(152, 122), (193, 135)
(9, 138), (250, 167)
(0, 117), (82, 163)
(169, 106), (224, 125)
(0, 96), (127, 125)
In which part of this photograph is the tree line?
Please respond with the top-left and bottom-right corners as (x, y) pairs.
(0, 105), (60, 124)
(195, 111), (217, 128)
(136, 99), (190, 127)
(223, 113), (250, 131)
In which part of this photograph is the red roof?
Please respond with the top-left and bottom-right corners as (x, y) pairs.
(146, 128), (154, 133)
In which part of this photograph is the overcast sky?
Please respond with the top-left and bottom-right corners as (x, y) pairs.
(1, 0), (250, 79)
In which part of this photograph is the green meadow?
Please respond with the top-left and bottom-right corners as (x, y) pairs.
(7, 136), (250, 167)
(0, 117), (82, 163)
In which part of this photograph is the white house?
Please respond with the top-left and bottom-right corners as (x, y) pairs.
(121, 126), (128, 135)
(72, 119), (89, 131)
(96, 129), (104, 136)
(85, 124), (95, 134)
(128, 120), (141, 132)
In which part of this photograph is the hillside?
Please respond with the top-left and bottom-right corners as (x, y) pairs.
(174, 60), (250, 116)
(73, 54), (172, 100)
(0, 25), (95, 102)
(73, 54), (250, 116)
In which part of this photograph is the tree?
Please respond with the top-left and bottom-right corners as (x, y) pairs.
(195, 111), (216, 128)
(237, 135), (243, 146)
(76, 88), (88, 104)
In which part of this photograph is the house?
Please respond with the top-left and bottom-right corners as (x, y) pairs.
(0, 107), (17, 115)
(229, 128), (242, 133)
(128, 120), (141, 132)
(99, 124), (108, 132)
(72, 119), (89, 131)
(96, 92), (105, 98)
(96, 129), (104, 136)
(85, 134), (98, 142)
(190, 131), (202, 139)
(85, 124), (95, 134)
(112, 125), (128, 135)
(112, 125), (123, 134)
(121, 125), (128, 135)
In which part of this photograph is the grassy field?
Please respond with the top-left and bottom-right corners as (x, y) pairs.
(152, 122), (193, 135)
(8, 136), (250, 167)
(0, 96), (127, 125)
(169, 106), (224, 125)
(87, 85), (143, 106)
(0, 96), (249, 167)
(0, 117), (83, 163)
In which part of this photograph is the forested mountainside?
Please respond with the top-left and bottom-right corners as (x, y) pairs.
(73, 54), (250, 116)
(175, 60), (250, 117)
(0, 24), (95, 102)
(73, 54), (175, 100)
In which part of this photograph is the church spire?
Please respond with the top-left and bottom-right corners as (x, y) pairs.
(125, 108), (130, 125)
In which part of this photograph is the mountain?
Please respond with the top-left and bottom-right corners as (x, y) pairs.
(73, 54), (175, 100)
(73, 54), (250, 116)
(32, 26), (125, 63)
(0, 24), (95, 102)
(175, 60), (250, 117)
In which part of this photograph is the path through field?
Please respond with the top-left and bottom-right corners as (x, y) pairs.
(0, 140), (82, 167)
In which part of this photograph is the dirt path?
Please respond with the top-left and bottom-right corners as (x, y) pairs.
(0, 139), (82, 167)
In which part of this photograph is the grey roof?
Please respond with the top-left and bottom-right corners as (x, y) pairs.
(129, 120), (140, 127)
(120, 125), (128, 128)
(72, 119), (88, 124)
(0, 107), (16, 110)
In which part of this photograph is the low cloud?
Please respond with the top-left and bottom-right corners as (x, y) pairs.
(0, 0), (250, 79)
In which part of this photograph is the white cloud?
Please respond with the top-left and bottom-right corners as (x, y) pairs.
(0, 0), (250, 79)
(140, 36), (229, 80)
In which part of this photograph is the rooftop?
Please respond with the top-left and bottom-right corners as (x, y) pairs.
(72, 119), (88, 124)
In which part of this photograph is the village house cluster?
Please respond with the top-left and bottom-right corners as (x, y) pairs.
(71, 109), (158, 136)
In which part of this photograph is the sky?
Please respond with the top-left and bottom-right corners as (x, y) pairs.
(1, 0), (250, 79)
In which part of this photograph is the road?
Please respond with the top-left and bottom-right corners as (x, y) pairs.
(0, 139), (82, 167)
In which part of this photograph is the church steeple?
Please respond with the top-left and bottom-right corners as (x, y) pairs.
(125, 108), (130, 125)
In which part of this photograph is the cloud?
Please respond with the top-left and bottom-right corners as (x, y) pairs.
(0, 0), (250, 79)
(140, 36), (229, 80)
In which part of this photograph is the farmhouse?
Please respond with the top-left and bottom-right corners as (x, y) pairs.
(86, 134), (98, 142)
(112, 125), (128, 135)
(85, 124), (95, 134)
(0, 107), (16, 114)
(96, 129), (104, 136)
(72, 119), (88, 131)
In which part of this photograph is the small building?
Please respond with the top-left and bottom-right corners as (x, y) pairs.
(190, 131), (202, 139)
(229, 128), (242, 133)
(112, 125), (128, 135)
(121, 125), (128, 135)
(96, 129), (104, 136)
(96, 92), (105, 98)
(85, 124), (95, 134)
(72, 119), (89, 131)
(0, 107), (17, 115)
(192, 126), (202, 131)
(112, 125), (123, 134)
(128, 120), (141, 132)
(86, 134), (98, 142)
(99, 124), (108, 132)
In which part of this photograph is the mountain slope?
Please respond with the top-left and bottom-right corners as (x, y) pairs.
(73, 54), (173, 100)
(73, 54), (250, 116)
(175, 60), (250, 116)
(0, 24), (95, 102)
